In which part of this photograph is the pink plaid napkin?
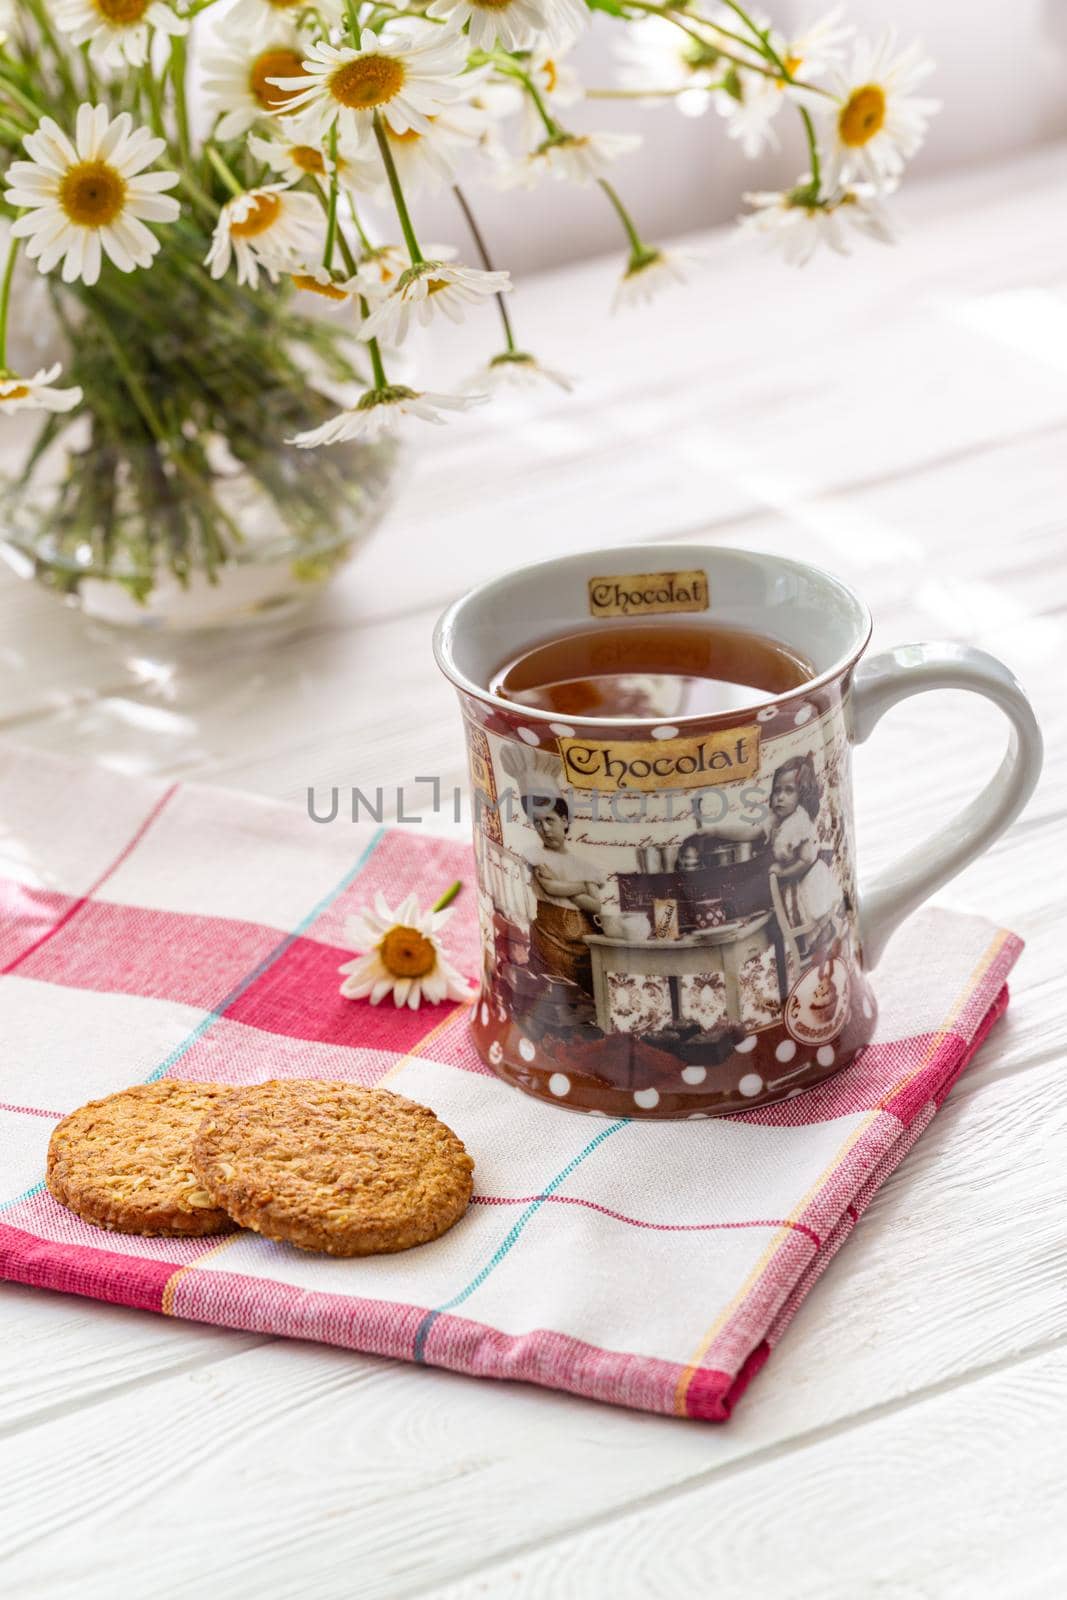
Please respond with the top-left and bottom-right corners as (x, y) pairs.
(0, 746), (1021, 1421)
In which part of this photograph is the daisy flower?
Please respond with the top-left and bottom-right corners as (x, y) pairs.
(360, 259), (511, 346)
(204, 184), (322, 289)
(474, 350), (574, 393)
(502, 130), (641, 189)
(740, 182), (894, 265)
(268, 25), (470, 142)
(5, 105), (180, 288)
(222, 0), (341, 34)
(338, 891), (473, 1009)
(613, 16), (722, 114)
(294, 385), (485, 448)
(201, 30), (313, 142)
(714, 9), (852, 157)
(349, 102), (496, 200)
(820, 33), (939, 190)
(613, 247), (695, 310)
(247, 131), (346, 187)
(52, 0), (187, 71)
(519, 46), (584, 143)
(0, 363), (83, 415)
(427, 0), (586, 54)
(350, 241), (457, 302)
(289, 265), (361, 304)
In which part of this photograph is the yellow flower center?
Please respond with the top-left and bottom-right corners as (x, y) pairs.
(230, 192), (282, 238)
(289, 144), (326, 173)
(250, 47), (308, 112)
(775, 53), (802, 89)
(329, 55), (406, 110)
(426, 278), (450, 295)
(58, 160), (127, 228)
(93, 0), (149, 22)
(379, 926), (437, 979)
(838, 83), (886, 147)
(0, 385), (30, 402)
(390, 127), (423, 145)
(291, 274), (349, 300)
(470, 0), (515, 9)
(542, 59), (558, 92)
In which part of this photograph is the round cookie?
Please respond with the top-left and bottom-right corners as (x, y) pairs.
(191, 1080), (474, 1257)
(47, 1081), (238, 1237)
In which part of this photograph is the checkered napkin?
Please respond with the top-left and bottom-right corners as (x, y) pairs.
(0, 745), (1022, 1421)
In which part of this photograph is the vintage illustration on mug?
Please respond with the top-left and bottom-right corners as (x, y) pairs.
(464, 692), (879, 1117)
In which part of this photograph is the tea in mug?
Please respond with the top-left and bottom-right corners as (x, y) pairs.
(490, 622), (813, 719)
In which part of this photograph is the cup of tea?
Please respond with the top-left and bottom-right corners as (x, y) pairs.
(433, 546), (1042, 1117)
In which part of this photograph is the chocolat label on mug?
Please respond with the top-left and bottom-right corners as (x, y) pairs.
(558, 726), (760, 791)
(587, 570), (709, 618)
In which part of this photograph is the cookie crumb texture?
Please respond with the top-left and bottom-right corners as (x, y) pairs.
(47, 1081), (238, 1237)
(192, 1081), (475, 1257)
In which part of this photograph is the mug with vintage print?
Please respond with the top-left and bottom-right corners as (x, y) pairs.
(433, 546), (1042, 1118)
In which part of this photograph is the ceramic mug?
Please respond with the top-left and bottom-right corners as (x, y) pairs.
(433, 546), (1042, 1118)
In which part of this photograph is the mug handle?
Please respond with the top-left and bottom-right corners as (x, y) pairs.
(851, 642), (1043, 967)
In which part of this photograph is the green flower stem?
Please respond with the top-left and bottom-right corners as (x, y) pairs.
(0, 69), (47, 124)
(323, 126), (340, 271)
(363, 308), (388, 390)
(308, 179), (360, 276)
(798, 105), (822, 193)
(142, 63), (167, 143)
(432, 881), (462, 913)
(205, 145), (244, 199)
(346, 195), (374, 255)
(0, 230), (19, 373)
(585, 85), (726, 99)
(23, 0), (77, 100)
(372, 112), (424, 265)
(519, 74), (561, 139)
(343, 0), (362, 42)
(452, 184), (515, 354)
(84, 301), (243, 547)
(626, 1), (828, 92)
(717, 0), (825, 189)
(597, 178), (650, 260)
(171, 36), (193, 170)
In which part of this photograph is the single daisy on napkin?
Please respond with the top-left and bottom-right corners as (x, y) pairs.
(339, 886), (471, 1009)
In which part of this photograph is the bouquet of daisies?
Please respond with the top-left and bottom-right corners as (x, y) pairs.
(0, 0), (937, 588)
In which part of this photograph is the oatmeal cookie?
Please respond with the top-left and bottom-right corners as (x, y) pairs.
(191, 1080), (474, 1256)
(47, 1081), (238, 1237)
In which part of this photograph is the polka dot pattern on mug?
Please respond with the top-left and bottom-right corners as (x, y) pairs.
(775, 1039), (797, 1064)
(651, 726), (678, 740)
(817, 1045), (835, 1067)
(633, 1087), (660, 1110)
(517, 726), (540, 746)
(739, 1073), (764, 1098)
(548, 1073), (570, 1098)
(549, 722), (575, 738)
(518, 1037), (536, 1062)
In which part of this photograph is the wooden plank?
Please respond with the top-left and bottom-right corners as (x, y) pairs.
(1, 1052), (1063, 1597)
(431, 1341), (1067, 1600)
(0, 1283), (269, 1436)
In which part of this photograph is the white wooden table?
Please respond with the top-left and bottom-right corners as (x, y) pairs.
(2, 144), (1065, 1598)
